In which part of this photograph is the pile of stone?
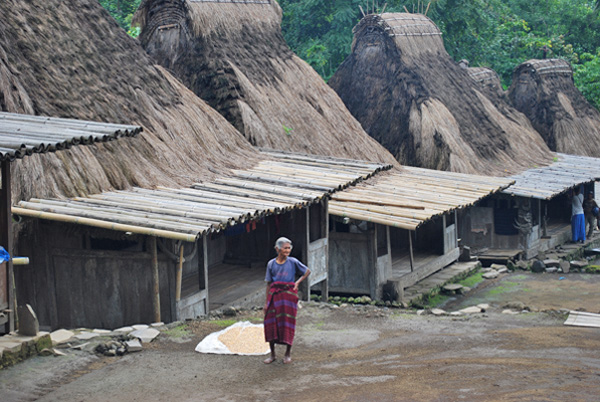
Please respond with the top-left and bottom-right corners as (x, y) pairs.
(481, 264), (509, 279)
(531, 258), (588, 274)
(50, 323), (164, 357)
(422, 303), (490, 317)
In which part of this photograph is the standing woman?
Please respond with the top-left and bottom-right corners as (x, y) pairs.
(571, 187), (586, 243)
(263, 237), (310, 364)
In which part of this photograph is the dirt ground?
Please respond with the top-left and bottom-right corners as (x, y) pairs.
(1, 272), (600, 402)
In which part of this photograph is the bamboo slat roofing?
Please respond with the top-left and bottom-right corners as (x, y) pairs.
(502, 153), (600, 200)
(0, 112), (142, 162)
(329, 167), (514, 231)
(13, 150), (390, 242)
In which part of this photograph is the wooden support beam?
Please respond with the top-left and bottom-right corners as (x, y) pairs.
(175, 243), (184, 302)
(408, 230), (415, 273)
(1, 160), (14, 333)
(150, 236), (161, 323)
(202, 235), (209, 314)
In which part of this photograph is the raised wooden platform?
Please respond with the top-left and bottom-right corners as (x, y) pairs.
(207, 262), (266, 311)
(476, 248), (522, 266)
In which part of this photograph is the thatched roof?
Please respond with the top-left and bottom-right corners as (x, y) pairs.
(0, 112), (142, 162)
(134, 0), (397, 165)
(328, 13), (553, 176)
(329, 166), (513, 230)
(0, 0), (261, 205)
(467, 67), (505, 99)
(508, 59), (600, 156)
(15, 150), (390, 241)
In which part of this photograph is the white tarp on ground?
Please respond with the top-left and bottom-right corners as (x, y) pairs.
(195, 321), (270, 355)
(564, 311), (600, 328)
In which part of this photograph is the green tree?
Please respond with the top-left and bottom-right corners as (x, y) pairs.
(99, 0), (142, 37)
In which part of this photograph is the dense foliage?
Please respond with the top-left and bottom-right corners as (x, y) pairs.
(99, 0), (142, 37)
(99, 0), (600, 108)
(278, 0), (600, 108)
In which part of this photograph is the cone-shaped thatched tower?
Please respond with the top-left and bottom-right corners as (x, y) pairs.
(134, 0), (397, 165)
(0, 0), (260, 204)
(329, 13), (553, 176)
(508, 58), (600, 156)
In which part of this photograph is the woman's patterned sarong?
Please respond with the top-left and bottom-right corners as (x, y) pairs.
(264, 282), (298, 346)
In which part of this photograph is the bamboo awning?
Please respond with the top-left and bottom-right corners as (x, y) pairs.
(502, 153), (600, 200)
(329, 167), (514, 230)
(13, 151), (390, 242)
(0, 112), (142, 162)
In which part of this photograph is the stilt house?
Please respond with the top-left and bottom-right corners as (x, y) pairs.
(459, 154), (600, 260)
(327, 167), (513, 301)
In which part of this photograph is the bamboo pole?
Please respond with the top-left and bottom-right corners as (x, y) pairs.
(150, 236), (161, 323)
(175, 243), (184, 302)
(12, 207), (199, 242)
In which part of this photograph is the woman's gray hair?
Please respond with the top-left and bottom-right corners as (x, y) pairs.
(274, 237), (292, 250)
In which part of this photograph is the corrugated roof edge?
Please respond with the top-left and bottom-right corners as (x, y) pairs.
(0, 112), (143, 162)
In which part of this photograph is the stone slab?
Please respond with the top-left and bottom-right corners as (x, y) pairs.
(113, 326), (134, 334)
(131, 324), (149, 331)
(570, 260), (588, 269)
(459, 306), (482, 314)
(17, 304), (39, 336)
(431, 308), (447, 316)
(543, 259), (560, 268)
(75, 332), (100, 341)
(490, 264), (507, 270)
(92, 329), (111, 334)
(130, 328), (160, 343)
(482, 271), (499, 279)
(50, 329), (74, 344)
(125, 339), (143, 352)
(477, 304), (490, 311)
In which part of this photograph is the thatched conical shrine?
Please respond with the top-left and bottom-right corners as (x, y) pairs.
(0, 0), (260, 204)
(134, 0), (397, 165)
(329, 13), (553, 176)
(508, 58), (600, 156)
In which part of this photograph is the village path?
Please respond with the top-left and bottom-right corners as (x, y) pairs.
(2, 272), (600, 402)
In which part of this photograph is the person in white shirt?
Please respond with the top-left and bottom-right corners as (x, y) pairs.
(571, 187), (585, 243)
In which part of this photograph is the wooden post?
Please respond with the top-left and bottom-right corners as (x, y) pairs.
(303, 207), (310, 301)
(202, 235), (209, 314)
(368, 223), (377, 299)
(1, 160), (14, 333)
(454, 210), (459, 248)
(543, 202), (548, 238)
(442, 214), (448, 254)
(150, 236), (160, 323)
(320, 199), (329, 301)
(175, 243), (184, 302)
(408, 230), (415, 273)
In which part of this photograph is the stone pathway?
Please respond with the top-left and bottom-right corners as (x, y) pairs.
(403, 261), (481, 304)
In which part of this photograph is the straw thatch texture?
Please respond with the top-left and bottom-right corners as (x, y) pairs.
(508, 59), (600, 156)
(468, 67), (505, 99)
(329, 13), (553, 176)
(0, 112), (142, 162)
(134, 0), (398, 165)
(329, 166), (514, 230)
(0, 0), (260, 205)
(502, 153), (600, 200)
(14, 151), (390, 241)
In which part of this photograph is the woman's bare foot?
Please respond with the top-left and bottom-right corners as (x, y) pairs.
(264, 356), (276, 364)
(283, 356), (292, 364)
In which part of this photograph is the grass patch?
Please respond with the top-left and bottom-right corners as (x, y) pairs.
(458, 272), (484, 288)
(163, 323), (192, 338)
(584, 265), (600, 273)
(486, 281), (519, 296)
(421, 292), (450, 308)
(211, 319), (238, 328)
